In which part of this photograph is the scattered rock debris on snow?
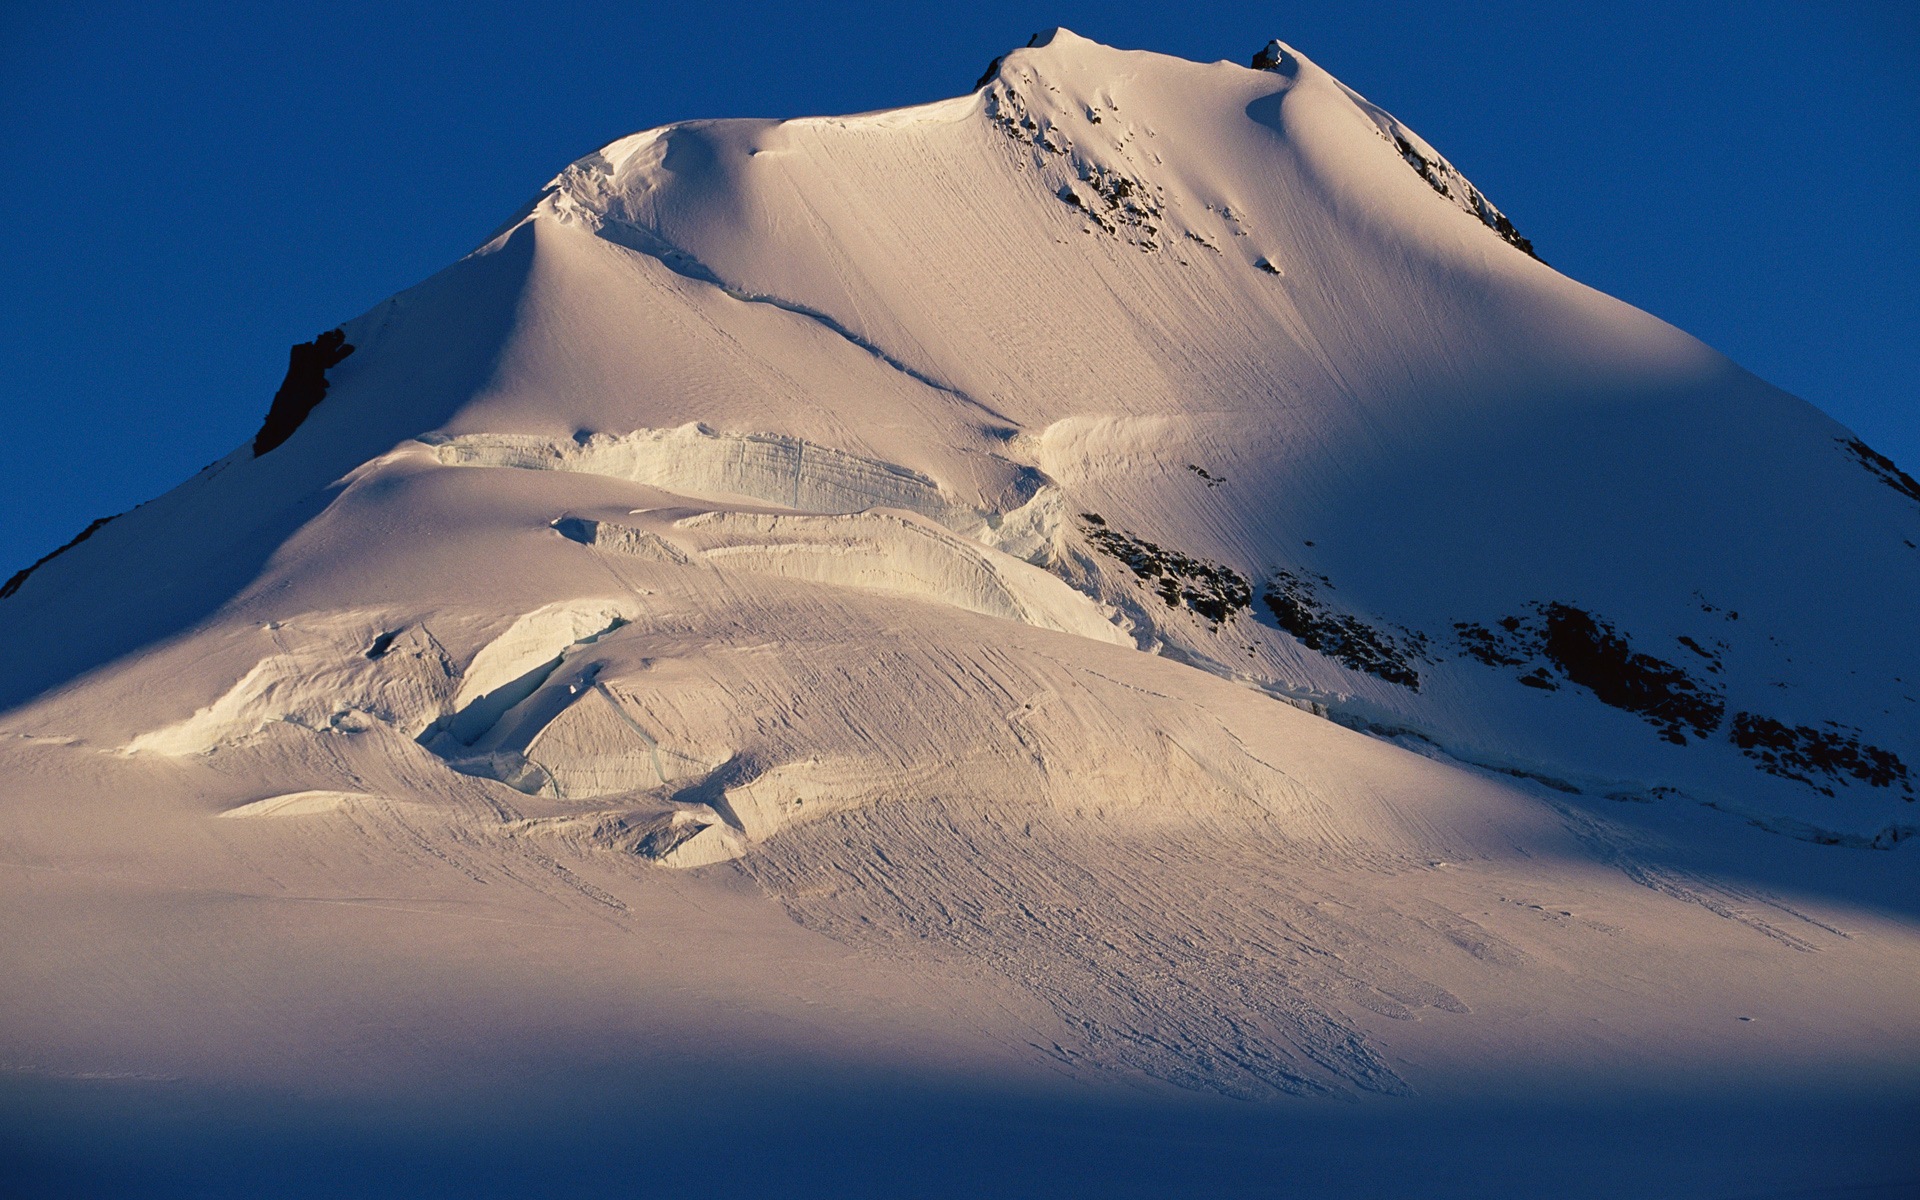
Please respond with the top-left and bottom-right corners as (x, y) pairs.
(253, 329), (355, 457)
(1674, 635), (1725, 672)
(1729, 713), (1913, 797)
(1390, 133), (1538, 259)
(1057, 162), (1165, 249)
(985, 82), (1072, 157)
(1692, 592), (1741, 622)
(1079, 513), (1250, 625)
(1261, 570), (1426, 689)
(1455, 604), (1724, 744)
(1453, 620), (1529, 668)
(1459, 603), (1912, 797)
(983, 56), (1172, 253)
(1840, 437), (1920, 505)
(0, 514), (118, 601)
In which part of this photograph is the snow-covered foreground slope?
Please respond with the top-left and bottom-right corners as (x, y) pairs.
(2, 30), (1916, 1196)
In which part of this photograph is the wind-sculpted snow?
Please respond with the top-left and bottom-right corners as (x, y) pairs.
(217, 790), (375, 818)
(121, 615), (455, 757)
(446, 590), (1522, 1096)
(435, 599), (635, 746)
(420, 508), (1125, 798)
(411, 600), (687, 798)
(551, 517), (689, 563)
(748, 806), (1425, 1100)
(671, 510), (1128, 645)
(430, 426), (1024, 535)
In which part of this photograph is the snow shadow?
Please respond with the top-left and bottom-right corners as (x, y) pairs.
(3, 1061), (1913, 1199)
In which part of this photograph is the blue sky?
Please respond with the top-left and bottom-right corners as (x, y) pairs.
(0, 1), (1913, 573)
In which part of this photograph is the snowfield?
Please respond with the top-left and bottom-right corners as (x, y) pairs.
(2, 30), (1915, 1198)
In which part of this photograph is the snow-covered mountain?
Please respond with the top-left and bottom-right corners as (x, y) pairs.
(2, 31), (1915, 1187)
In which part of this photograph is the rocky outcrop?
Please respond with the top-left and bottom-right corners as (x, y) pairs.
(252, 328), (355, 457)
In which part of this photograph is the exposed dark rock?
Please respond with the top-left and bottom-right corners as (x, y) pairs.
(1676, 635), (1723, 672)
(1079, 514), (1250, 625)
(1840, 437), (1920, 505)
(1186, 464), (1225, 488)
(1454, 621), (1529, 667)
(985, 85), (1071, 157)
(1394, 134), (1452, 198)
(1263, 570), (1425, 689)
(1536, 604), (1723, 744)
(1058, 162), (1163, 249)
(1730, 713), (1913, 797)
(1454, 604), (1723, 744)
(972, 55), (1005, 91)
(253, 328), (355, 457)
(0, 514), (118, 601)
(1390, 134), (1539, 260)
(365, 630), (401, 660)
(1486, 212), (1536, 259)
(1250, 41), (1286, 70)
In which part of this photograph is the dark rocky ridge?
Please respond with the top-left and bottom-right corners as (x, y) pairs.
(0, 515), (118, 601)
(1455, 603), (1912, 798)
(1249, 38), (1538, 260)
(1390, 133), (1539, 260)
(1456, 604), (1723, 744)
(1262, 570), (1426, 689)
(1730, 713), (1912, 797)
(1842, 437), (1920, 505)
(1079, 514), (1250, 626)
(253, 329), (355, 457)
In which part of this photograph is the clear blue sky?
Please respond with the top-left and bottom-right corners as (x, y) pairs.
(1, 1), (1913, 574)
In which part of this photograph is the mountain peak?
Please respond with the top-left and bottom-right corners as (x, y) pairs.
(2, 29), (1914, 1175)
(1251, 38), (1290, 70)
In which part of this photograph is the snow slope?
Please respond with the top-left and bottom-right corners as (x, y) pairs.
(1, 29), (1915, 1194)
